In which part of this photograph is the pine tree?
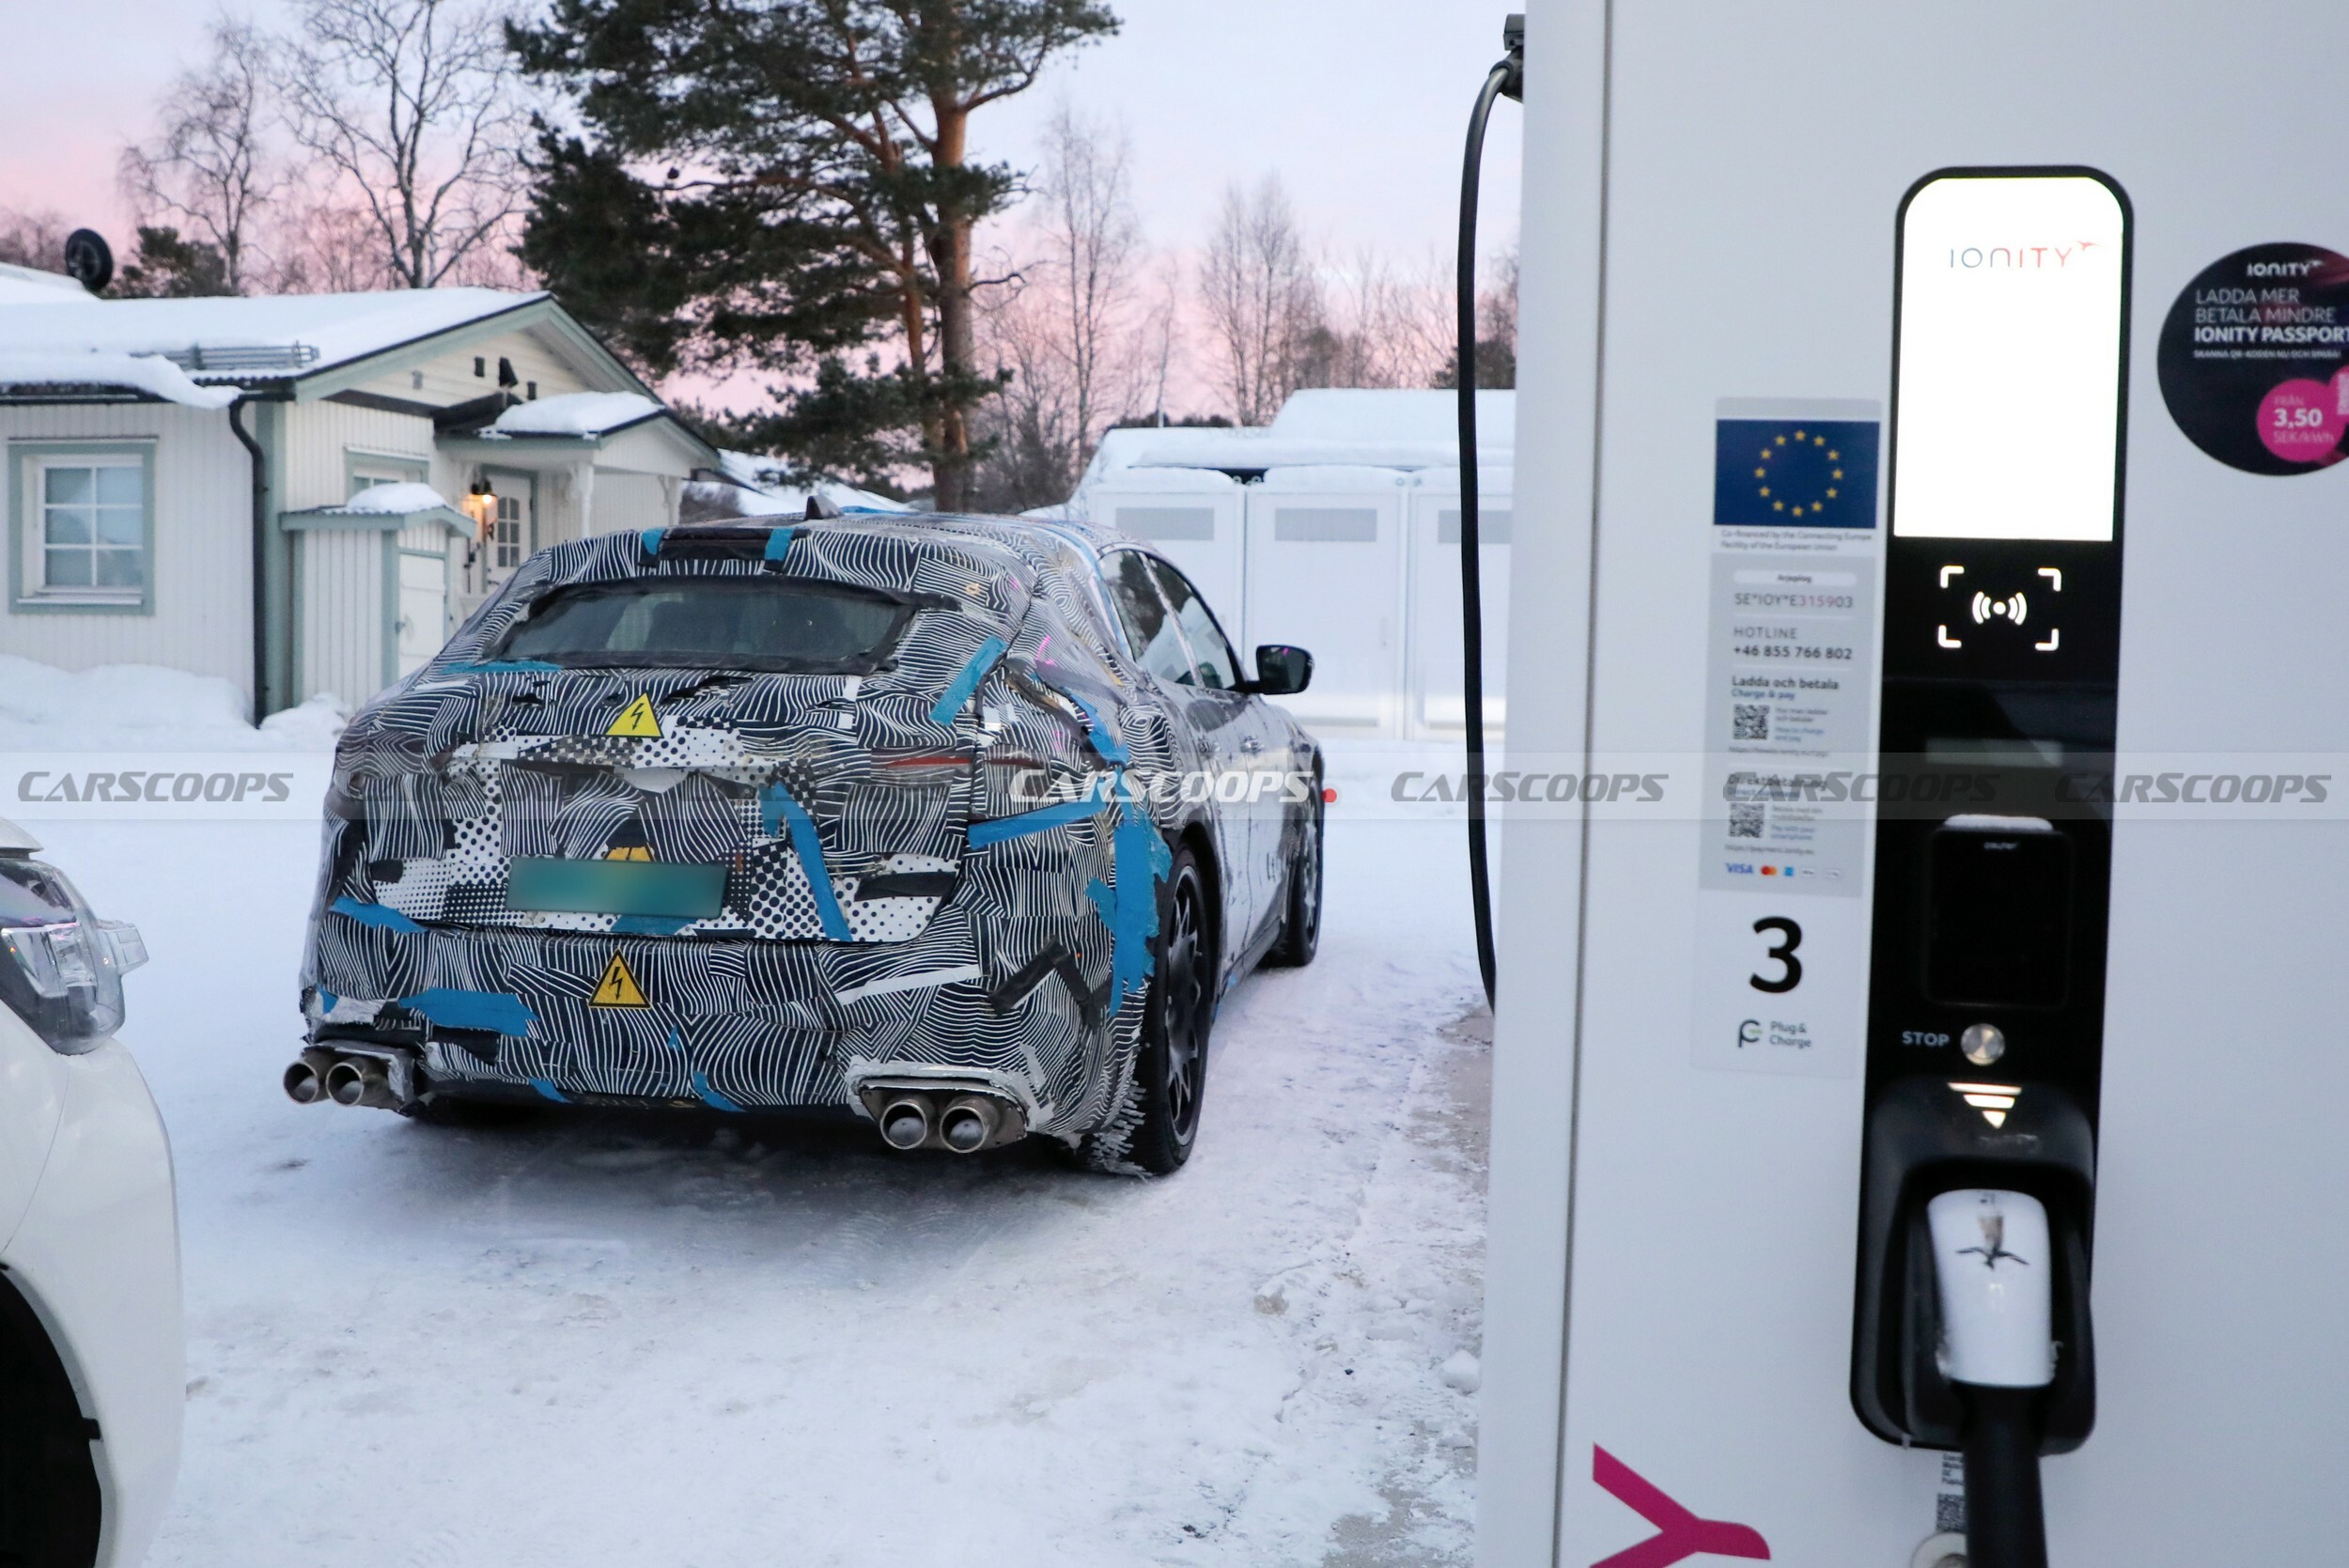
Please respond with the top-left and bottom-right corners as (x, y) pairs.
(512, 0), (1119, 508)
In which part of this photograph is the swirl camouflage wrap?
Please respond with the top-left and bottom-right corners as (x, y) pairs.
(297, 511), (1321, 1166)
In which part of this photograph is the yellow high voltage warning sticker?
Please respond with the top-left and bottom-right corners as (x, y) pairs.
(590, 953), (649, 1007)
(606, 694), (662, 737)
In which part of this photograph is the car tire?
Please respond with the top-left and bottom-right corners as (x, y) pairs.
(1081, 841), (1214, 1175)
(1265, 772), (1324, 968)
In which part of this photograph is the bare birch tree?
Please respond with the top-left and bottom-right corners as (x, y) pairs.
(972, 105), (1152, 509)
(283, 0), (530, 288)
(117, 20), (280, 294)
(1034, 104), (1144, 465)
(1199, 176), (1323, 425)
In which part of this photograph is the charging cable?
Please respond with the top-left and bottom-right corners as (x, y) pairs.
(1456, 14), (1523, 1008)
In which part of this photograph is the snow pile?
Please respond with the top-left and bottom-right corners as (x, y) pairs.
(0, 655), (342, 751)
(0, 350), (235, 409)
(489, 391), (661, 436)
(0, 262), (97, 306)
(336, 481), (451, 515)
(682, 449), (908, 522)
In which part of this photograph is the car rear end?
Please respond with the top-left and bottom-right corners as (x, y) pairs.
(298, 518), (1151, 1149)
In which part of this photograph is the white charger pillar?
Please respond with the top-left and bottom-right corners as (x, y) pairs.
(1483, 3), (2349, 1564)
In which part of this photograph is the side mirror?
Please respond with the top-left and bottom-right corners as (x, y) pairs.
(1252, 644), (1313, 696)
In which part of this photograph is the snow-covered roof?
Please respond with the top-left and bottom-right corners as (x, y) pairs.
(280, 482), (470, 534)
(0, 349), (235, 408)
(0, 263), (97, 307)
(487, 390), (662, 437)
(0, 287), (548, 383)
(340, 481), (452, 515)
(1269, 388), (1514, 445)
(1079, 391), (1518, 490)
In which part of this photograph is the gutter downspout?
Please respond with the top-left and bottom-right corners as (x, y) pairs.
(226, 396), (269, 721)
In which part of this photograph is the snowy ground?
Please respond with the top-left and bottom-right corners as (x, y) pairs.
(38, 771), (1489, 1566)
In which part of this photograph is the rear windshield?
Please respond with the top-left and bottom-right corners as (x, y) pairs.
(491, 576), (912, 674)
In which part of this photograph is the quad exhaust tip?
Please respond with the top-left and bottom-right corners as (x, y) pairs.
(858, 1082), (1027, 1154)
(879, 1095), (933, 1150)
(287, 1048), (409, 1111)
(283, 1060), (324, 1105)
(939, 1094), (1000, 1154)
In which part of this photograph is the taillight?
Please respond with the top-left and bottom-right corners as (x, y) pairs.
(0, 855), (147, 1054)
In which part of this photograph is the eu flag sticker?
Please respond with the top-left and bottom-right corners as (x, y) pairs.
(1714, 415), (1879, 529)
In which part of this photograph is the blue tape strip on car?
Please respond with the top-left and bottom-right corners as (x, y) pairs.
(611, 913), (695, 937)
(763, 527), (795, 561)
(967, 792), (1115, 848)
(333, 895), (423, 933)
(441, 660), (561, 676)
(1085, 777), (1173, 1012)
(530, 1078), (570, 1103)
(692, 1069), (746, 1113)
(929, 637), (1008, 724)
(760, 785), (853, 940)
(640, 527), (666, 557)
(398, 986), (538, 1036)
(1059, 688), (1131, 763)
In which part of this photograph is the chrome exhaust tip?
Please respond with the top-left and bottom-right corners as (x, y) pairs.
(325, 1055), (400, 1110)
(324, 1058), (369, 1107)
(879, 1094), (933, 1151)
(939, 1094), (1000, 1154)
(283, 1060), (324, 1105)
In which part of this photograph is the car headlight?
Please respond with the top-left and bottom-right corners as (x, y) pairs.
(0, 853), (147, 1054)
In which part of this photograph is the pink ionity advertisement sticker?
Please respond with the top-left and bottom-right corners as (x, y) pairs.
(2159, 241), (2349, 475)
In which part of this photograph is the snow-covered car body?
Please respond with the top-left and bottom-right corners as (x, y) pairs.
(298, 512), (1320, 1157)
(0, 815), (178, 1568)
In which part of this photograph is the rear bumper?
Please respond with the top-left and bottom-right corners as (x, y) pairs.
(303, 874), (1125, 1135)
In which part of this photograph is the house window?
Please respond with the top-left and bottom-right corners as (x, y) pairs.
(14, 450), (150, 610)
(41, 461), (144, 593)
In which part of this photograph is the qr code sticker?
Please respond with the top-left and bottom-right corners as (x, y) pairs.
(1728, 803), (1765, 839)
(1732, 703), (1770, 741)
(1936, 1493), (1967, 1533)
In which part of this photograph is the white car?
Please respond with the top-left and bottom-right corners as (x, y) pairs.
(0, 815), (178, 1566)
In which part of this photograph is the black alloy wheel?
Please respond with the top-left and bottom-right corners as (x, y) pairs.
(1126, 844), (1214, 1173)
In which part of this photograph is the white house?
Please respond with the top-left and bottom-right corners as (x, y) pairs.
(1068, 389), (1516, 741)
(0, 278), (719, 715)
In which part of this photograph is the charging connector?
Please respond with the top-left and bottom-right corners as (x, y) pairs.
(1929, 1189), (2057, 1568)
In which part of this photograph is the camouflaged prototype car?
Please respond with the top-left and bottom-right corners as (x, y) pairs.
(291, 511), (1322, 1172)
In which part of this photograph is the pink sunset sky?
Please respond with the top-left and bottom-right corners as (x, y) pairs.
(0, 1), (1520, 415)
(1, 1), (1519, 263)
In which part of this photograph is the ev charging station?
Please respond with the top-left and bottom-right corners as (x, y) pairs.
(1476, 4), (2349, 1564)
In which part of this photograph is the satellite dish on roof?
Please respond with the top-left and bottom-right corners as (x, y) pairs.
(63, 229), (114, 295)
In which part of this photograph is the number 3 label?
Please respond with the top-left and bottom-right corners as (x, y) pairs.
(1750, 916), (1803, 993)
(1691, 893), (1857, 1079)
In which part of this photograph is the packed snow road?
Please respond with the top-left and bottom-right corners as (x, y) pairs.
(40, 809), (1487, 1567)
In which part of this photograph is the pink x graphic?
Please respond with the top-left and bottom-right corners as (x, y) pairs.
(1591, 1447), (1771, 1568)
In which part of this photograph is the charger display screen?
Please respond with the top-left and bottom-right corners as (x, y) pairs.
(1891, 175), (2129, 543)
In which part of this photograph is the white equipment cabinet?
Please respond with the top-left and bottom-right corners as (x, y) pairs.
(1406, 465), (1512, 741)
(1242, 465), (1411, 736)
(1086, 466), (1250, 644)
(1481, 4), (2349, 1566)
